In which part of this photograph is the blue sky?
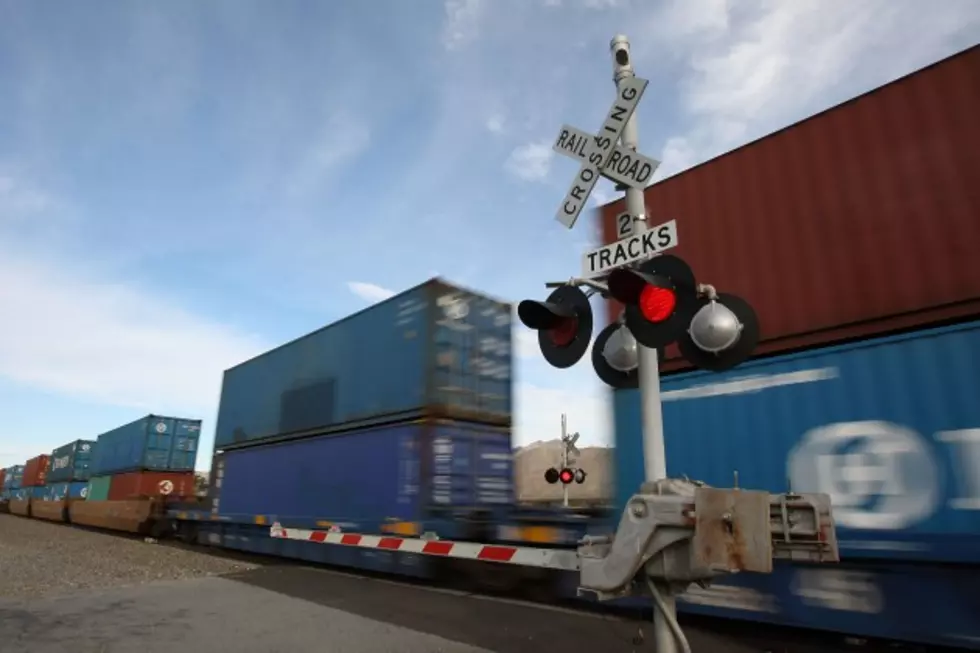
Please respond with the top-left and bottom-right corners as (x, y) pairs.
(1, 0), (978, 471)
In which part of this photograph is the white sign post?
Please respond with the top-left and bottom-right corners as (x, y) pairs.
(549, 35), (679, 653)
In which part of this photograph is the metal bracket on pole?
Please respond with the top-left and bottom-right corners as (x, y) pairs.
(577, 479), (840, 601)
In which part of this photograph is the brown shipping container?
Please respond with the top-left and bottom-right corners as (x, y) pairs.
(599, 46), (980, 375)
(9, 499), (30, 517)
(69, 499), (161, 534)
(22, 455), (50, 487)
(0, 468), (6, 489)
(107, 471), (195, 500)
(31, 499), (70, 523)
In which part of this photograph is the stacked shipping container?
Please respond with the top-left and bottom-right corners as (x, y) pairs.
(87, 415), (201, 502)
(5, 421), (202, 523)
(48, 440), (96, 483)
(600, 46), (980, 645)
(210, 278), (516, 533)
(0, 465), (19, 502)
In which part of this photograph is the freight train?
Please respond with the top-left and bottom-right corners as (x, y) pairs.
(2, 45), (979, 651)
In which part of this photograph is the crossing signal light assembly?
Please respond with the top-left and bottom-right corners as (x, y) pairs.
(545, 467), (586, 485)
(606, 255), (699, 350)
(518, 285), (594, 369)
(521, 254), (760, 382)
(604, 254), (760, 376)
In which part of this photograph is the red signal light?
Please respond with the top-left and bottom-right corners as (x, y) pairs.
(547, 317), (579, 347)
(638, 284), (676, 323)
(559, 468), (574, 484)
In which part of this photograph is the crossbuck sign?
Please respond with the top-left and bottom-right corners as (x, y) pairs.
(553, 76), (660, 229)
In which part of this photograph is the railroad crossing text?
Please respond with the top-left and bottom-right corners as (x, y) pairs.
(581, 219), (678, 277)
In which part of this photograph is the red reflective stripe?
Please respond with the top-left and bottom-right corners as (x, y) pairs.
(341, 534), (362, 545)
(309, 531), (327, 543)
(378, 537), (403, 550)
(477, 546), (517, 562)
(422, 541), (454, 556)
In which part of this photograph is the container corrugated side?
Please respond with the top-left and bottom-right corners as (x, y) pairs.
(613, 319), (980, 565)
(86, 476), (112, 502)
(22, 455), (50, 487)
(107, 471), (195, 500)
(47, 481), (90, 501)
(47, 439), (96, 483)
(599, 46), (980, 375)
(214, 278), (513, 449)
(216, 419), (513, 527)
(91, 415), (201, 476)
(1, 465), (23, 490)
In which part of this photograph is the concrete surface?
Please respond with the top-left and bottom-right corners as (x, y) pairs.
(0, 573), (492, 653)
(0, 563), (863, 653)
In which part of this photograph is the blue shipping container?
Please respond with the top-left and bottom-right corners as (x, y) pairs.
(214, 279), (513, 449)
(216, 420), (514, 528)
(91, 415), (202, 476)
(2, 465), (24, 490)
(9, 488), (30, 501)
(674, 561), (980, 650)
(614, 320), (980, 565)
(46, 481), (89, 501)
(29, 485), (49, 499)
(47, 439), (96, 483)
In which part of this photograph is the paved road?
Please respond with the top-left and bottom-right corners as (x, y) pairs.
(0, 563), (857, 653)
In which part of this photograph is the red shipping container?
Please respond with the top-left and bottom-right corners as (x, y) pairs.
(22, 455), (50, 487)
(598, 46), (980, 375)
(107, 471), (196, 500)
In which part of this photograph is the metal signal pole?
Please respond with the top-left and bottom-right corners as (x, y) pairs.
(609, 34), (678, 653)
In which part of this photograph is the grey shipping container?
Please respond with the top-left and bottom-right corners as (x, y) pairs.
(214, 278), (513, 450)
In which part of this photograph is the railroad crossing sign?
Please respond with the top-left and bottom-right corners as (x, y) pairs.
(562, 430), (580, 458)
(554, 75), (657, 229)
(552, 125), (660, 192)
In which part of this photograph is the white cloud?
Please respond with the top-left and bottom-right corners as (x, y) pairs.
(0, 174), (55, 218)
(0, 253), (268, 418)
(516, 381), (611, 448)
(505, 141), (553, 182)
(648, 0), (980, 179)
(486, 114), (505, 134)
(443, 0), (483, 51)
(347, 281), (397, 303)
(287, 111), (371, 198)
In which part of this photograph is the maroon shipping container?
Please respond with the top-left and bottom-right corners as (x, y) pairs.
(0, 468), (5, 490)
(598, 46), (980, 375)
(107, 471), (196, 501)
(22, 455), (50, 487)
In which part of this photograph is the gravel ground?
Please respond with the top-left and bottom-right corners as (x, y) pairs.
(0, 514), (258, 598)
